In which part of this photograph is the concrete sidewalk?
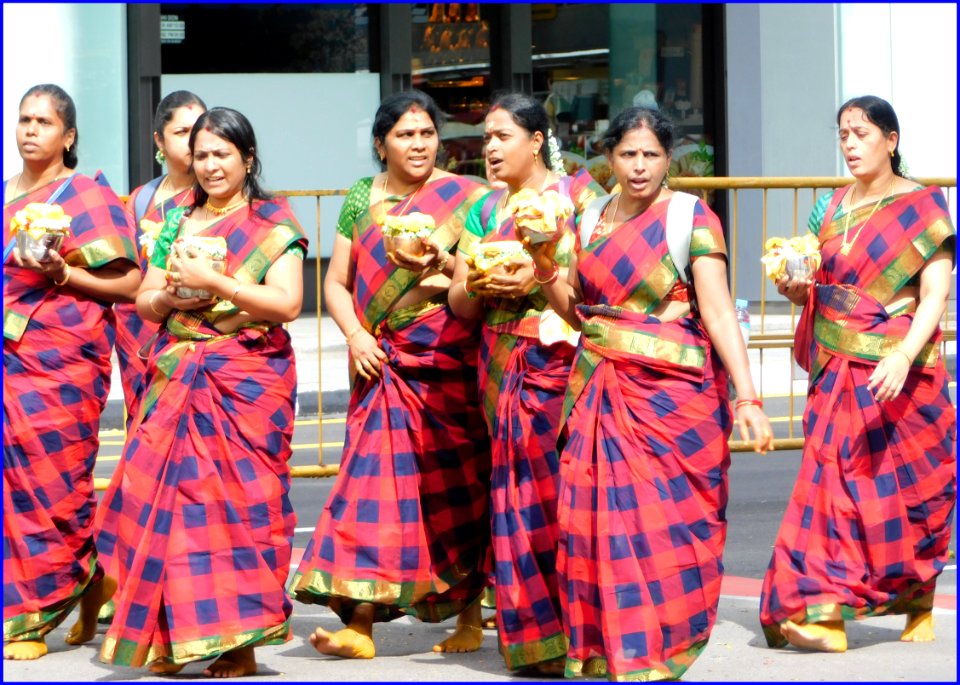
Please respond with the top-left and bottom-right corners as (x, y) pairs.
(4, 594), (955, 681)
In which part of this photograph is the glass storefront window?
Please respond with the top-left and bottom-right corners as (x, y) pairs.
(159, 4), (369, 73)
(411, 3), (491, 179)
(533, 4), (718, 191)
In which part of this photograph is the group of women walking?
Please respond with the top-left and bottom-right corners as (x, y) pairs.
(3, 81), (955, 682)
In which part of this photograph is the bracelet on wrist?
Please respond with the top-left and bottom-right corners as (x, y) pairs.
(735, 398), (764, 410)
(890, 349), (913, 365)
(345, 326), (363, 342)
(148, 290), (167, 317)
(533, 262), (560, 285)
(228, 281), (242, 304)
(463, 280), (476, 299)
(434, 252), (450, 273)
(52, 264), (72, 287)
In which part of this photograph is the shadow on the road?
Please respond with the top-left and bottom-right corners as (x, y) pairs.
(283, 614), (509, 678)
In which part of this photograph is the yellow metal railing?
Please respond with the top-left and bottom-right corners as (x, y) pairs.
(102, 177), (955, 489)
(669, 176), (956, 451)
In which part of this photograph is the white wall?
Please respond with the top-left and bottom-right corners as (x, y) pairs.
(838, 3), (958, 180)
(726, 3), (956, 302)
(725, 4), (838, 301)
(3, 3), (128, 191)
(162, 73), (381, 258)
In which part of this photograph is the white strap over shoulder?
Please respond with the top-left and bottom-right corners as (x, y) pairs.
(578, 194), (615, 247)
(666, 191), (699, 284)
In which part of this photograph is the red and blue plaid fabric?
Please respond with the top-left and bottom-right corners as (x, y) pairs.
(761, 186), (956, 645)
(557, 202), (733, 680)
(352, 175), (486, 332)
(4, 173), (136, 643)
(482, 326), (573, 668)
(291, 303), (492, 623)
(468, 170), (603, 670)
(97, 202), (306, 667)
(113, 182), (194, 427)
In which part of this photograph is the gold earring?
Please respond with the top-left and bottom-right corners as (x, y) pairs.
(65, 143), (71, 152)
(890, 150), (895, 158)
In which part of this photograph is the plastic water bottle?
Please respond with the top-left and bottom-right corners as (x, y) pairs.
(735, 299), (751, 348)
(730, 299), (751, 401)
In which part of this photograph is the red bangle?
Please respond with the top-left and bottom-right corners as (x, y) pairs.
(735, 398), (763, 409)
(533, 262), (559, 285)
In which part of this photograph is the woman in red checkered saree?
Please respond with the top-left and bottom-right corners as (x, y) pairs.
(95, 108), (307, 677)
(290, 91), (492, 659)
(448, 93), (605, 676)
(760, 96), (956, 653)
(114, 90), (207, 430)
(522, 106), (774, 680)
(3, 84), (140, 661)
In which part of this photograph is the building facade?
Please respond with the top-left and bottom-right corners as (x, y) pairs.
(4, 3), (956, 298)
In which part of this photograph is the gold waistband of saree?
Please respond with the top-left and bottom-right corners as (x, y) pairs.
(379, 292), (448, 333)
(813, 314), (939, 367)
(580, 316), (706, 368)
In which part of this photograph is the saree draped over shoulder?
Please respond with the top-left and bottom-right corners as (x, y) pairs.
(760, 186), (956, 645)
(558, 195), (732, 680)
(114, 180), (195, 426)
(3, 172), (137, 644)
(290, 175), (493, 624)
(97, 199), (307, 667)
(463, 168), (604, 669)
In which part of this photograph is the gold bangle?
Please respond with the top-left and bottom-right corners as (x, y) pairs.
(435, 252), (450, 273)
(891, 349), (913, 365)
(345, 326), (363, 341)
(229, 282), (242, 303)
(463, 279), (476, 299)
(52, 264), (71, 286)
(148, 290), (167, 316)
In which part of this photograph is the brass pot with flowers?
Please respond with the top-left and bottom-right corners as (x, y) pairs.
(166, 235), (227, 299)
(471, 240), (532, 277)
(381, 212), (435, 256)
(761, 233), (822, 284)
(507, 188), (574, 246)
(11, 202), (72, 263)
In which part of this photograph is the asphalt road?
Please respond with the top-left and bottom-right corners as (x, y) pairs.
(7, 394), (955, 682)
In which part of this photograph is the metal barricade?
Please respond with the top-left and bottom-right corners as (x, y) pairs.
(101, 177), (956, 489)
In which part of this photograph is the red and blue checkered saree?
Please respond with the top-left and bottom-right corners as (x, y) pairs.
(558, 197), (732, 680)
(760, 186), (956, 646)
(97, 199), (307, 668)
(114, 181), (195, 429)
(463, 169), (604, 669)
(3, 173), (137, 644)
(290, 176), (494, 624)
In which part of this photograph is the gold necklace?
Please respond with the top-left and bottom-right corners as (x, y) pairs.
(205, 197), (246, 217)
(839, 179), (896, 256)
(9, 169), (66, 202)
(380, 173), (428, 222)
(159, 175), (191, 221)
(594, 192), (621, 239)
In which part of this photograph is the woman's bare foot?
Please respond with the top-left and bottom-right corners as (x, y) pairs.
(4, 640), (47, 660)
(65, 575), (117, 645)
(781, 619), (847, 652)
(434, 599), (484, 653)
(309, 627), (375, 659)
(97, 599), (116, 625)
(148, 660), (185, 675)
(901, 610), (935, 642)
(202, 646), (257, 678)
(433, 625), (484, 653)
(530, 657), (566, 676)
